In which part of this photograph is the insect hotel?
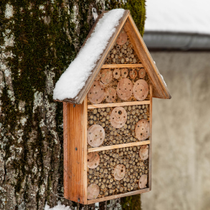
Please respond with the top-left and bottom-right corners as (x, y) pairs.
(53, 9), (171, 204)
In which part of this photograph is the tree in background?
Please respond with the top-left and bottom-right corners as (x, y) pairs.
(0, 1), (145, 209)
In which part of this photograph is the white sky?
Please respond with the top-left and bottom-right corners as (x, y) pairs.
(145, 0), (210, 34)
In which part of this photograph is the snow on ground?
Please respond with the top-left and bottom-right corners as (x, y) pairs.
(45, 202), (71, 210)
(53, 9), (125, 101)
(145, 0), (210, 34)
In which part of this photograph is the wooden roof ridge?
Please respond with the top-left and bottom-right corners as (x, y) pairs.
(55, 10), (171, 104)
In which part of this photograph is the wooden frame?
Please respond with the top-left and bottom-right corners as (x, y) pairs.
(63, 86), (153, 204)
(60, 9), (171, 205)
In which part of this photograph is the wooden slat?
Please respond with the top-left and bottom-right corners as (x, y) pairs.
(63, 102), (69, 199)
(87, 188), (150, 204)
(83, 97), (88, 202)
(63, 100), (87, 204)
(149, 85), (153, 190)
(88, 140), (150, 153)
(88, 100), (150, 109)
(101, 64), (143, 69)
(124, 15), (171, 99)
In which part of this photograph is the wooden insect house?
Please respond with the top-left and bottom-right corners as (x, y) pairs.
(53, 9), (171, 204)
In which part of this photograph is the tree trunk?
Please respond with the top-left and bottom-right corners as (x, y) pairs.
(0, 1), (145, 209)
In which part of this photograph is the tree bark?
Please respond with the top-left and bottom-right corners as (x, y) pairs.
(0, 1), (145, 209)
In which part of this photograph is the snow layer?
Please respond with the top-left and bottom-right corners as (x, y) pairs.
(45, 202), (71, 210)
(145, 0), (210, 35)
(53, 9), (125, 101)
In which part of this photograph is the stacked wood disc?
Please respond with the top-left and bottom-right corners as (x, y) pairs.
(133, 79), (149, 101)
(87, 125), (105, 147)
(101, 69), (113, 84)
(117, 78), (133, 100)
(135, 119), (150, 141)
(87, 105), (150, 147)
(88, 81), (104, 104)
(139, 145), (149, 160)
(87, 152), (100, 169)
(87, 184), (100, 200)
(87, 146), (149, 198)
(87, 67), (150, 105)
(110, 107), (127, 128)
(105, 87), (116, 103)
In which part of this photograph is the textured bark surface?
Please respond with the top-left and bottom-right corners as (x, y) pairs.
(0, 1), (145, 209)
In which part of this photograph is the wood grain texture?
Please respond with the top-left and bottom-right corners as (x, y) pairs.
(124, 15), (171, 100)
(149, 85), (153, 190)
(88, 140), (150, 153)
(102, 64), (143, 68)
(63, 97), (87, 204)
(87, 188), (150, 204)
(88, 100), (150, 109)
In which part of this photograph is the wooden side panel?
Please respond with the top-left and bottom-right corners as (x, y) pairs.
(63, 98), (87, 204)
(149, 85), (153, 189)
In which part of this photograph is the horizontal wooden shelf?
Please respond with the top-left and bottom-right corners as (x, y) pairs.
(88, 100), (150, 109)
(88, 140), (150, 153)
(101, 64), (143, 69)
(87, 187), (150, 204)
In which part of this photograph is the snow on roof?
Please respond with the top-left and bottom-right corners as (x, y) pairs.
(145, 0), (210, 35)
(53, 9), (125, 101)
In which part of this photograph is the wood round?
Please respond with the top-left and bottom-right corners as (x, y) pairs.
(116, 30), (127, 45)
(113, 69), (121, 79)
(87, 184), (99, 200)
(139, 69), (146, 78)
(101, 69), (112, 84)
(95, 73), (101, 81)
(87, 152), (100, 169)
(139, 175), (147, 189)
(105, 87), (116, 103)
(139, 145), (149, 160)
(133, 79), (148, 101)
(129, 69), (137, 80)
(87, 125), (105, 147)
(117, 78), (133, 101)
(113, 164), (126, 180)
(121, 68), (128, 78)
(88, 81), (104, 104)
(135, 119), (150, 141)
(110, 107), (127, 128)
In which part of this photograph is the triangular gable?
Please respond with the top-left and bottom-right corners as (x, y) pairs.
(53, 9), (171, 104)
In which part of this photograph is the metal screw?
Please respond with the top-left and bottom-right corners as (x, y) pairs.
(75, 147), (77, 151)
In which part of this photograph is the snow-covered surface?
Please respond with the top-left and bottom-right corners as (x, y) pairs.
(53, 9), (125, 101)
(45, 202), (71, 210)
(145, 0), (210, 35)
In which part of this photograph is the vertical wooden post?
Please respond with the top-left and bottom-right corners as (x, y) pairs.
(149, 84), (153, 190)
(63, 97), (88, 204)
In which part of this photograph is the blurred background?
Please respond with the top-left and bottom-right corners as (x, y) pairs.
(141, 0), (210, 210)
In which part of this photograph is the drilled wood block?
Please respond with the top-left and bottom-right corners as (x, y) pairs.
(87, 105), (150, 148)
(87, 146), (149, 199)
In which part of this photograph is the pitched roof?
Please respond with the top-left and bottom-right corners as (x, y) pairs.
(53, 9), (171, 104)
